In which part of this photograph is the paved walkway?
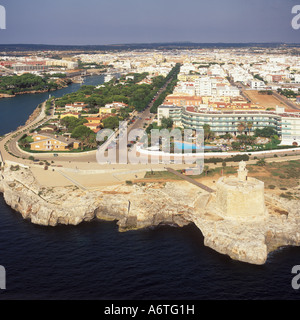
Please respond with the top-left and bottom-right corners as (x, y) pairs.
(56, 170), (88, 191)
(166, 167), (215, 193)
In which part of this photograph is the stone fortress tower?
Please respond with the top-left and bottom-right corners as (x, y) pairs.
(214, 161), (267, 222)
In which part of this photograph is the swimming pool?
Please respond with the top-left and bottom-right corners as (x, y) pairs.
(174, 142), (218, 150)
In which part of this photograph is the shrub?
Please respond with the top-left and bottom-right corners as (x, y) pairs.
(10, 165), (20, 171)
(256, 158), (266, 166)
(280, 193), (293, 200)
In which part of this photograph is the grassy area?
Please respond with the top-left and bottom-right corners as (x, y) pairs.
(142, 160), (300, 191)
(143, 166), (238, 181)
(259, 160), (300, 190)
(144, 170), (182, 180)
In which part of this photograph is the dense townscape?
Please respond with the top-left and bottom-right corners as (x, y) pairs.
(1, 45), (300, 154)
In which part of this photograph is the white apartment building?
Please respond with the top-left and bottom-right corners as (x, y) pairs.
(194, 77), (216, 96)
(249, 80), (266, 89)
(65, 102), (87, 113)
(294, 74), (300, 83)
(46, 59), (78, 70)
(157, 104), (300, 146)
(157, 105), (182, 127)
(281, 115), (300, 146)
(216, 85), (240, 97)
(180, 63), (196, 74)
(173, 82), (196, 96)
(208, 65), (225, 77)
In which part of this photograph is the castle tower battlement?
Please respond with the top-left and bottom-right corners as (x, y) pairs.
(215, 162), (267, 221)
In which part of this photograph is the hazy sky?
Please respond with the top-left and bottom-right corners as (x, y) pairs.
(0, 0), (299, 45)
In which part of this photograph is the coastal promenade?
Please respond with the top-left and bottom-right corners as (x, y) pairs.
(166, 167), (215, 193)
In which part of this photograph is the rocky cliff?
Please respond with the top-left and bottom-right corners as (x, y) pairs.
(1, 164), (300, 265)
(0, 164), (202, 230)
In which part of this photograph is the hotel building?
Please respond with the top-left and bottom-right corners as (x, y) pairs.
(157, 105), (300, 145)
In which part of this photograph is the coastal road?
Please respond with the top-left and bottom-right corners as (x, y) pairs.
(0, 101), (49, 162)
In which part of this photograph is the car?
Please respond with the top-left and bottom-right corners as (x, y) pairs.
(53, 154), (58, 157)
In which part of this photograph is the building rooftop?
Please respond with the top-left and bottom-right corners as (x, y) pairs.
(31, 133), (80, 145)
(158, 105), (182, 109)
(183, 106), (300, 118)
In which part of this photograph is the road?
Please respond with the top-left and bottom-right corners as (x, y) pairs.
(115, 76), (176, 163)
(272, 91), (300, 111)
(0, 101), (49, 161)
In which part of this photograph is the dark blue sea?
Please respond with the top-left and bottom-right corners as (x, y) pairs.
(0, 75), (300, 300)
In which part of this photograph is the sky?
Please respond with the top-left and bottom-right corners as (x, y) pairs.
(0, 0), (299, 45)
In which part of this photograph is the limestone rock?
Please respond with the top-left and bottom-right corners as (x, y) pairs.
(1, 164), (300, 265)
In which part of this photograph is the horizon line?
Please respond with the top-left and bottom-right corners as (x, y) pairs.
(0, 41), (300, 47)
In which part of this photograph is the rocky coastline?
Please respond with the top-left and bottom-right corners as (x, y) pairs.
(1, 163), (300, 265)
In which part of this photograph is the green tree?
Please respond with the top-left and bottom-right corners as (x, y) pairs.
(247, 121), (253, 135)
(60, 117), (88, 131)
(203, 124), (214, 141)
(254, 127), (277, 138)
(71, 125), (94, 140)
(160, 117), (173, 129)
(102, 116), (120, 130)
(237, 122), (246, 135)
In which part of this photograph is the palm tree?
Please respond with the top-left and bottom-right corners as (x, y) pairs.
(203, 165), (210, 176)
(203, 124), (213, 141)
(247, 121), (253, 136)
(237, 122), (246, 135)
(83, 136), (98, 150)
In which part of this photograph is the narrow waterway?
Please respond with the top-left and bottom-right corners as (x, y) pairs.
(0, 74), (105, 136)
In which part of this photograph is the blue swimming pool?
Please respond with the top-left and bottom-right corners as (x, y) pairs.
(174, 142), (217, 150)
